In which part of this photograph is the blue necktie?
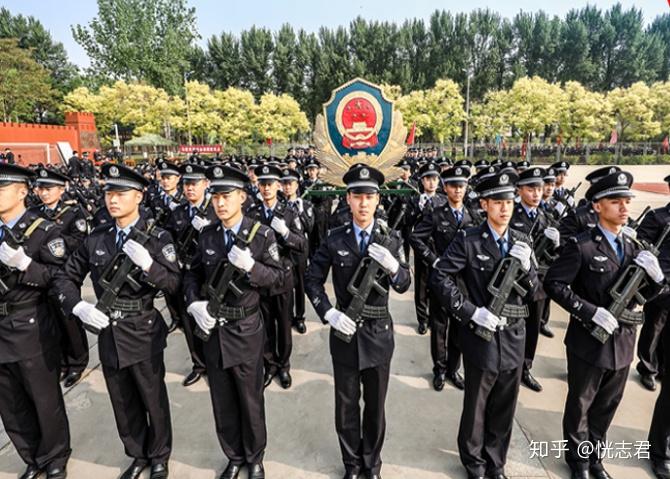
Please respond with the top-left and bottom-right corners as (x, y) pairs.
(497, 237), (508, 257)
(359, 230), (368, 254)
(615, 237), (624, 263)
(529, 209), (537, 221)
(454, 210), (462, 225)
(266, 208), (273, 221)
(116, 230), (126, 250)
(225, 230), (234, 253)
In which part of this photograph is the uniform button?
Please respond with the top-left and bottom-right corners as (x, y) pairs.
(29, 318), (35, 324)
(112, 321), (118, 326)
(148, 320), (152, 324)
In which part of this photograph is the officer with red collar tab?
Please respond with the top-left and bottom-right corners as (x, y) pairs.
(305, 165), (411, 479)
(29, 167), (90, 389)
(432, 170), (539, 479)
(0, 164), (71, 479)
(55, 164), (181, 479)
(246, 164), (306, 389)
(183, 165), (283, 479)
(544, 171), (665, 479)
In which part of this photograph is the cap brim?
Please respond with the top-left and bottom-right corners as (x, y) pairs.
(348, 186), (379, 194)
(484, 191), (516, 200)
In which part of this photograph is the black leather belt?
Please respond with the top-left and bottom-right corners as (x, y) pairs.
(214, 304), (259, 325)
(0, 298), (41, 316)
(335, 304), (390, 320)
(107, 297), (154, 315)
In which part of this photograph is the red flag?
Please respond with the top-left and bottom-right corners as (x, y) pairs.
(521, 140), (527, 158)
(266, 137), (273, 146)
(406, 121), (416, 145)
(662, 135), (669, 153)
(609, 129), (618, 145)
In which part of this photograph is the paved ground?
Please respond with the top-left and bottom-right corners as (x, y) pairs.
(0, 165), (667, 478)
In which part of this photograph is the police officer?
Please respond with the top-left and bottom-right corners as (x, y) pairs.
(509, 166), (560, 393)
(183, 165), (283, 479)
(635, 174), (670, 391)
(431, 170), (538, 479)
(164, 162), (217, 386)
(55, 164), (180, 479)
(305, 165), (411, 479)
(409, 162), (447, 335)
(0, 164), (71, 479)
(30, 167), (90, 388)
(302, 158), (331, 257)
(246, 164), (306, 389)
(280, 167), (314, 334)
(544, 171), (665, 479)
(148, 161), (183, 222)
(410, 165), (476, 391)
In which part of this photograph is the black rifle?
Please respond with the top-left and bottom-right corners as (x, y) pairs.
(477, 256), (530, 342)
(176, 195), (212, 265)
(628, 206), (651, 231)
(590, 223), (670, 344)
(90, 220), (158, 335)
(334, 233), (395, 343)
(554, 181), (582, 216)
(194, 224), (260, 342)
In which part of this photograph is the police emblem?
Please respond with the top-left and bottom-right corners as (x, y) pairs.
(500, 174), (509, 185)
(313, 78), (408, 186)
(617, 173), (627, 185)
(213, 167), (223, 178)
(162, 244), (177, 263)
(109, 166), (119, 177)
(360, 168), (370, 179)
(40, 169), (48, 177)
(47, 238), (66, 258)
(186, 165), (193, 173)
(534, 169), (540, 176)
(75, 219), (87, 232)
(262, 166), (269, 174)
(456, 167), (462, 175)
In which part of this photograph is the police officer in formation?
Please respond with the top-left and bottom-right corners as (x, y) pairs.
(2, 149), (670, 479)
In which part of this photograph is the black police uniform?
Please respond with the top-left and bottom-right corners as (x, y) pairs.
(408, 162), (447, 332)
(635, 199), (670, 383)
(431, 171), (539, 478)
(305, 166), (411, 478)
(410, 166), (475, 389)
(301, 160), (332, 257)
(246, 165), (306, 386)
(0, 165), (71, 478)
(29, 168), (90, 384)
(544, 172), (665, 477)
(55, 165), (180, 474)
(182, 166), (284, 475)
(163, 163), (217, 384)
(280, 168), (315, 331)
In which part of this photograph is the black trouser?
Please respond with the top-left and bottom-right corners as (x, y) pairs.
(207, 342), (266, 465)
(413, 256), (429, 325)
(637, 299), (667, 377)
(458, 359), (522, 477)
(650, 319), (670, 464)
(292, 259), (307, 321)
(261, 291), (293, 374)
(102, 353), (172, 466)
(540, 298), (552, 326)
(429, 290), (461, 375)
(563, 353), (628, 473)
(333, 360), (390, 476)
(0, 349), (71, 471)
(524, 299), (545, 370)
(60, 313), (89, 374)
(167, 292), (205, 374)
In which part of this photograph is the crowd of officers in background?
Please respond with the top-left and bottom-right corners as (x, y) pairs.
(0, 144), (669, 479)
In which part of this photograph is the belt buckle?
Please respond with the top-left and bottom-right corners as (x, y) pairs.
(110, 310), (125, 320)
(218, 317), (228, 326)
(498, 316), (508, 330)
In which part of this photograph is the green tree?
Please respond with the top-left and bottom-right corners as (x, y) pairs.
(205, 32), (241, 89)
(239, 26), (274, 98)
(72, 0), (198, 95)
(0, 38), (56, 122)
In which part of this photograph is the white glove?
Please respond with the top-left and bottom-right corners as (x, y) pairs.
(295, 198), (304, 214)
(471, 307), (500, 332)
(543, 227), (560, 248)
(567, 195), (575, 207)
(228, 245), (255, 272)
(592, 307), (618, 335)
(635, 250), (664, 283)
(368, 243), (400, 275)
(509, 241), (532, 271)
(187, 301), (216, 332)
(191, 215), (211, 232)
(0, 242), (32, 271)
(270, 217), (289, 237)
(324, 308), (357, 336)
(168, 201), (179, 211)
(418, 193), (428, 210)
(73, 300), (110, 330)
(621, 225), (637, 241)
(122, 239), (153, 272)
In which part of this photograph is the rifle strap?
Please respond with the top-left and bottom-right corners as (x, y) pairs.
(23, 217), (46, 239)
(246, 222), (262, 243)
(53, 205), (71, 220)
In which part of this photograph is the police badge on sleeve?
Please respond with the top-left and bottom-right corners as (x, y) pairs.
(269, 243), (280, 261)
(47, 238), (66, 258)
(162, 244), (177, 263)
